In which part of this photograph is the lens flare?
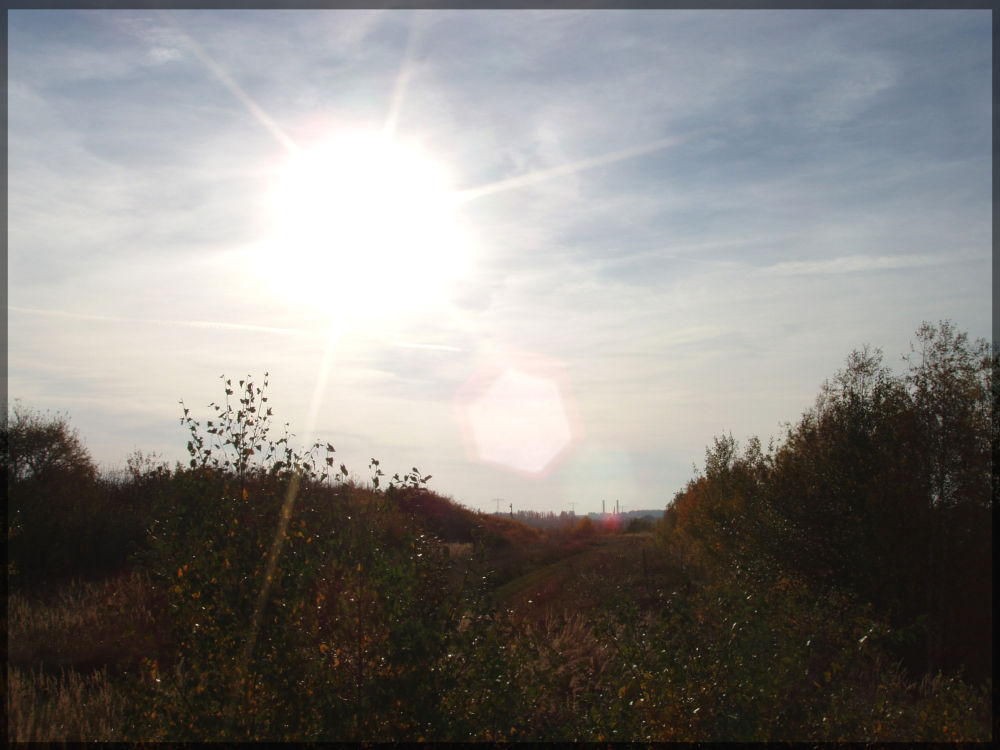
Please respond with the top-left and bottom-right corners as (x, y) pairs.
(455, 350), (582, 477)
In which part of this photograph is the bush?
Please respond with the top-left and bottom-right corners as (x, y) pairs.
(626, 516), (654, 534)
(3, 404), (97, 484)
(126, 375), (463, 740)
(3, 405), (135, 587)
(664, 322), (992, 682)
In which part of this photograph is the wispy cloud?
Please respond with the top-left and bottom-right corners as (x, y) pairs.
(9, 305), (317, 338)
(757, 252), (983, 277)
(6, 9), (991, 512)
(455, 130), (711, 204)
(391, 341), (464, 352)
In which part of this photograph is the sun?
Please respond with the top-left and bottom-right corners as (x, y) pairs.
(262, 129), (467, 321)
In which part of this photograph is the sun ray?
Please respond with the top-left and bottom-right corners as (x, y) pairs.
(300, 320), (343, 448)
(156, 11), (300, 155)
(152, 15), (349, 730)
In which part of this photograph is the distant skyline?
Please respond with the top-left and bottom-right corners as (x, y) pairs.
(6, 9), (992, 515)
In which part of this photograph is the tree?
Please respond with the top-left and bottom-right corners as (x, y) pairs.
(666, 323), (992, 681)
(904, 320), (991, 510)
(4, 405), (103, 585)
(2, 404), (96, 484)
(902, 321), (992, 678)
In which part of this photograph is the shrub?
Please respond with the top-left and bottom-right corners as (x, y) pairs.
(626, 516), (654, 533)
(3, 405), (136, 586)
(3, 404), (97, 484)
(127, 375), (462, 740)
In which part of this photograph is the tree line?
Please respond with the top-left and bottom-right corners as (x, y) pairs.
(3, 320), (992, 740)
(660, 320), (992, 683)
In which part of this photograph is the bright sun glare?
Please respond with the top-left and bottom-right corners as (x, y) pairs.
(264, 130), (467, 320)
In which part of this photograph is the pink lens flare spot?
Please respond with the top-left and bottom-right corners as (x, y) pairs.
(455, 351), (582, 477)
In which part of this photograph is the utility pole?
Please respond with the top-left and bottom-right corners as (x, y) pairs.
(602, 499), (605, 515)
(509, 502), (513, 518)
(568, 501), (576, 516)
(494, 497), (502, 514)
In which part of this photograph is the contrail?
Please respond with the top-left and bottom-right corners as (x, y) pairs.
(382, 10), (426, 142)
(391, 341), (463, 352)
(8, 305), (315, 337)
(455, 130), (709, 204)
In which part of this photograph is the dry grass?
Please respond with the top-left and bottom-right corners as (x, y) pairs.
(523, 611), (614, 715)
(497, 533), (682, 623)
(6, 664), (130, 742)
(6, 570), (171, 742)
(8, 570), (166, 674)
(445, 542), (474, 560)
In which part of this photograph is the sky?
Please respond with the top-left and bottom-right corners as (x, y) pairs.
(6, 9), (992, 515)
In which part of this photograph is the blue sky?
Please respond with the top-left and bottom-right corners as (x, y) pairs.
(7, 9), (992, 514)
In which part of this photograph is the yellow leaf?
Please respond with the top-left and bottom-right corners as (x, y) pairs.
(243, 488), (249, 500)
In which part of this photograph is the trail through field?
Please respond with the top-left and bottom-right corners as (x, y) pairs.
(495, 533), (680, 623)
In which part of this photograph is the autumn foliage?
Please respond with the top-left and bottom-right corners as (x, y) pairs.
(664, 321), (992, 684)
(4, 321), (992, 741)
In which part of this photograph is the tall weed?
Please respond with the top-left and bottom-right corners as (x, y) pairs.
(7, 665), (128, 741)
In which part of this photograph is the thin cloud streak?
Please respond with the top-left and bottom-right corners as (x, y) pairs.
(757, 252), (983, 277)
(455, 129), (715, 203)
(6, 10), (990, 513)
(383, 11), (425, 142)
(9, 305), (317, 338)
(391, 341), (464, 352)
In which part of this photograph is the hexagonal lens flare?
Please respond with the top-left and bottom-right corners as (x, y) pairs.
(455, 351), (581, 477)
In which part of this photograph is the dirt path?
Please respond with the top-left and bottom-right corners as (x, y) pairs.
(494, 533), (674, 622)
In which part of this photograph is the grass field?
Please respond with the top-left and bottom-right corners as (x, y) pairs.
(495, 533), (687, 622)
(6, 572), (171, 741)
